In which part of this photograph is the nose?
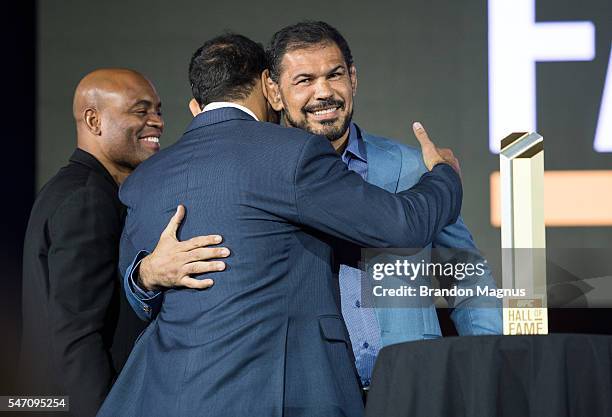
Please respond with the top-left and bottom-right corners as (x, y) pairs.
(313, 78), (333, 100)
(147, 112), (164, 132)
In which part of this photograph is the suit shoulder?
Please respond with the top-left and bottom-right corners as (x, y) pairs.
(39, 162), (115, 205)
(252, 121), (316, 144)
(394, 141), (425, 170)
(24, 164), (120, 257)
(55, 183), (118, 216)
(240, 122), (325, 165)
(362, 131), (427, 176)
(26, 180), (118, 248)
(361, 131), (418, 155)
(38, 164), (118, 219)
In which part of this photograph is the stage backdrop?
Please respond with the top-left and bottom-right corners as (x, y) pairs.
(0, 0), (605, 395)
(37, 0), (612, 252)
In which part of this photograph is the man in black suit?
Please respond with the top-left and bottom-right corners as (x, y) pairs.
(19, 68), (229, 417)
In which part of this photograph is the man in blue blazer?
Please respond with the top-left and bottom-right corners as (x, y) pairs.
(262, 21), (503, 390)
(98, 34), (463, 417)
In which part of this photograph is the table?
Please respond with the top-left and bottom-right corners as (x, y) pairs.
(365, 334), (612, 417)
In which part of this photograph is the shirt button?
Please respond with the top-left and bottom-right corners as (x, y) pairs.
(363, 380), (370, 387)
(355, 300), (361, 308)
(363, 342), (369, 349)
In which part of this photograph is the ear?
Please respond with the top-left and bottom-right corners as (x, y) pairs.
(84, 108), (101, 136)
(189, 98), (202, 116)
(262, 69), (284, 112)
(349, 65), (357, 96)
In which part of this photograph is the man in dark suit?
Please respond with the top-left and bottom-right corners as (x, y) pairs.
(19, 68), (230, 417)
(98, 35), (462, 417)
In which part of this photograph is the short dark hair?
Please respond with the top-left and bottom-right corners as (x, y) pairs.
(267, 21), (353, 82)
(189, 33), (267, 107)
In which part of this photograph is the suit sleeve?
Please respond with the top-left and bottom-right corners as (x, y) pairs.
(432, 217), (503, 335)
(46, 188), (120, 416)
(294, 134), (463, 248)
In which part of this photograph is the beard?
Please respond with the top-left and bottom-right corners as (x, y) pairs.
(282, 97), (353, 142)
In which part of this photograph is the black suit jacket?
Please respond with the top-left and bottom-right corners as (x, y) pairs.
(19, 149), (145, 417)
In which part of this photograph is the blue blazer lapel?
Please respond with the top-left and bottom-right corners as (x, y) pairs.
(364, 137), (402, 192)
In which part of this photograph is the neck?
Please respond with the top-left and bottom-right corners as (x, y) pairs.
(236, 95), (264, 121)
(231, 78), (266, 121)
(77, 142), (132, 185)
(330, 128), (350, 154)
(104, 164), (131, 185)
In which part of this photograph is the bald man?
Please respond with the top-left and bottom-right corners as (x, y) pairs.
(19, 68), (228, 417)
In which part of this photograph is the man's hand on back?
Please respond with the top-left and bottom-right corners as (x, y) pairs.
(413, 121), (462, 179)
(137, 205), (229, 291)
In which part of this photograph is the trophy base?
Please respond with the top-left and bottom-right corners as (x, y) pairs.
(503, 298), (549, 335)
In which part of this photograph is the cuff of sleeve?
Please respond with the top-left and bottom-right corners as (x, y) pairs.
(123, 250), (162, 322)
(431, 163), (462, 221)
(431, 162), (457, 179)
(129, 251), (161, 300)
(451, 306), (503, 335)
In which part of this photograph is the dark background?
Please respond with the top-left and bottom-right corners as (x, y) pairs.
(1, 0), (35, 396)
(2, 0), (611, 394)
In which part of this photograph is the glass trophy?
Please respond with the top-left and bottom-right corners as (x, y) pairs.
(500, 132), (548, 335)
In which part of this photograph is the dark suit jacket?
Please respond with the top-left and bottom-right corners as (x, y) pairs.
(98, 108), (462, 417)
(19, 149), (146, 417)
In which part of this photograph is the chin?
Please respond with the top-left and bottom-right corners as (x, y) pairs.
(319, 123), (345, 135)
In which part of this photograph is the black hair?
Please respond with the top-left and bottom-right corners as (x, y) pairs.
(267, 21), (353, 82)
(189, 33), (267, 107)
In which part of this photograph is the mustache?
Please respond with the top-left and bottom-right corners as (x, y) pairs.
(303, 99), (344, 113)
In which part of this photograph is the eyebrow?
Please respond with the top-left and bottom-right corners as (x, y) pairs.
(291, 65), (346, 82)
(327, 65), (345, 74)
(130, 100), (162, 108)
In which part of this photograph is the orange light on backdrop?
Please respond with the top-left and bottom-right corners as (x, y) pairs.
(490, 170), (612, 227)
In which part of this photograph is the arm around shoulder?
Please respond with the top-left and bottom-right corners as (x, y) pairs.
(294, 134), (462, 248)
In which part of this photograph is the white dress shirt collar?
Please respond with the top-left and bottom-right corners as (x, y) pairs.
(202, 102), (259, 121)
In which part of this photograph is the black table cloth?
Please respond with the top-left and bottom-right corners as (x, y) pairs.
(365, 334), (612, 417)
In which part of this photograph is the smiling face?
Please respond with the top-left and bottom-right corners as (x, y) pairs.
(268, 42), (356, 146)
(98, 74), (164, 170)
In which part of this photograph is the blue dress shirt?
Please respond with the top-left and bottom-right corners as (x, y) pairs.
(339, 123), (382, 388)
